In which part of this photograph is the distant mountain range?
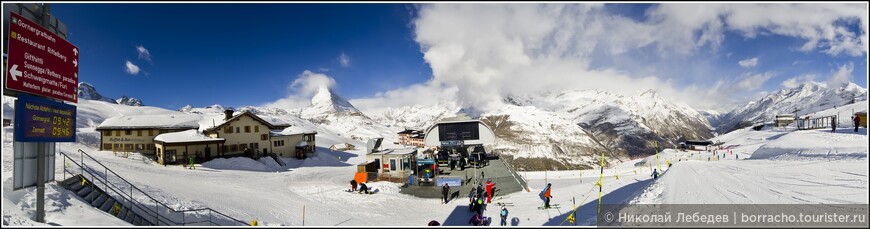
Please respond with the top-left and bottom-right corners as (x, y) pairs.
(65, 79), (869, 170)
(78, 82), (144, 106)
(710, 82), (867, 133)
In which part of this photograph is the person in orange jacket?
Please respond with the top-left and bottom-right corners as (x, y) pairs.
(541, 183), (553, 208)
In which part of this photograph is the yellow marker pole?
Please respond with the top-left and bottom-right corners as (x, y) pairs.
(596, 151), (604, 225)
(654, 141), (660, 172)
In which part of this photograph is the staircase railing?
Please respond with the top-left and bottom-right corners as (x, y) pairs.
(62, 149), (250, 226)
(61, 152), (169, 225)
(498, 156), (530, 192)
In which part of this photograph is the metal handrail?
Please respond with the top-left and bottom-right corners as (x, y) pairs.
(61, 152), (173, 225)
(67, 149), (250, 226)
(500, 157), (529, 192)
(78, 149), (250, 226)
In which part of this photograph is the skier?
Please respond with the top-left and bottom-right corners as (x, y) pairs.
(832, 117), (837, 133)
(442, 183), (450, 204)
(476, 197), (485, 215)
(651, 168), (659, 179)
(499, 206), (509, 226)
(480, 171), (485, 181)
(350, 179), (358, 192)
(854, 115), (861, 132)
(358, 183), (369, 194)
(485, 179), (496, 203)
(428, 220), (441, 226)
(541, 183), (553, 209)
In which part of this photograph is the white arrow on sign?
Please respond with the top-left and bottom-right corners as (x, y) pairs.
(73, 48), (78, 56)
(74, 73), (77, 78)
(73, 59), (77, 67)
(10, 65), (22, 81)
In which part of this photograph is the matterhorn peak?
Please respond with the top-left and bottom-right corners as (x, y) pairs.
(301, 86), (361, 119)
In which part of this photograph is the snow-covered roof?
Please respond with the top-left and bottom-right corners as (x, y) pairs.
(97, 114), (201, 130)
(201, 111), (277, 132)
(273, 126), (318, 136)
(296, 141), (308, 147)
(369, 148), (417, 156)
(154, 129), (225, 144)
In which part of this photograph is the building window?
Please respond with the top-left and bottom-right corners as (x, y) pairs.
(126, 130), (132, 135)
(239, 144), (247, 150)
(230, 145), (238, 152)
(222, 145), (228, 152)
(105, 130), (112, 136)
(114, 144), (121, 149)
(137, 130), (142, 136)
(159, 130), (168, 134)
(147, 144), (153, 150)
(236, 127), (240, 133)
(224, 126), (233, 134)
(104, 143), (112, 150)
(148, 130), (153, 136)
(116, 130), (121, 136)
(255, 126), (260, 132)
(166, 151), (176, 163)
(261, 134), (268, 141)
(251, 143), (259, 150)
(136, 144), (145, 150)
(125, 144), (133, 150)
(245, 126), (251, 133)
(273, 140), (285, 147)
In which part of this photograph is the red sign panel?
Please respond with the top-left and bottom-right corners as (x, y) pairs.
(6, 12), (79, 103)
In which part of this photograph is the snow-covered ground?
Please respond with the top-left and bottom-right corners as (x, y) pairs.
(2, 95), (866, 226)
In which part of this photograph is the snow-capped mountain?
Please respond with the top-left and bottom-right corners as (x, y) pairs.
(492, 89), (713, 166)
(179, 104), (229, 114)
(116, 96), (144, 106)
(300, 87), (362, 119)
(367, 101), (462, 130)
(78, 82), (145, 106)
(77, 82), (116, 104)
(298, 87), (395, 142)
(712, 82), (868, 133)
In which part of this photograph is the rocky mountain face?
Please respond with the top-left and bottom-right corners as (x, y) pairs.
(711, 82), (867, 133)
(78, 82), (144, 106)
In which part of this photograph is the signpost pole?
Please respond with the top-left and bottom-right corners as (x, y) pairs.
(35, 142), (45, 223)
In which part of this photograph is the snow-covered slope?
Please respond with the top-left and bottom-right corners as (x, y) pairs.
(494, 89), (713, 164)
(367, 102), (461, 130)
(77, 82), (145, 106)
(713, 82), (867, 133)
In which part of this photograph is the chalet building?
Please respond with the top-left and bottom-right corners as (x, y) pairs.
(397, 129), (425, 147)
(98, 109), (317, 165)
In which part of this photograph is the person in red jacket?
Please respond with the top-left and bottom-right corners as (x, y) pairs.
(485, 179), (496, 203)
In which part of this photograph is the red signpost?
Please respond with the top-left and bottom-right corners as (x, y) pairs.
(5, 12), (79, 103)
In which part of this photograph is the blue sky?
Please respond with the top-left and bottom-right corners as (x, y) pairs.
(47, 3), (867, 111)
(51, 3), (430, 109)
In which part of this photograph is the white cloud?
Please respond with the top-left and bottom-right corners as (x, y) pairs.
(309, 4), (868, 112)
(826, 62), (854, 87)
(738, 57), (758, 68)
(737, 71), (776, 91)
(339, 53), (351, 67)
(781, 74), (818, 88)
(262, 70), (336, 110)
(136, 45), (152, 63)
(124, 60), (140, 75)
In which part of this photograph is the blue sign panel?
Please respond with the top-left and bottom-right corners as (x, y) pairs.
(14, 94), (76, 142)
(440, 140), (463, 146)
(436, 177), (462, 187)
